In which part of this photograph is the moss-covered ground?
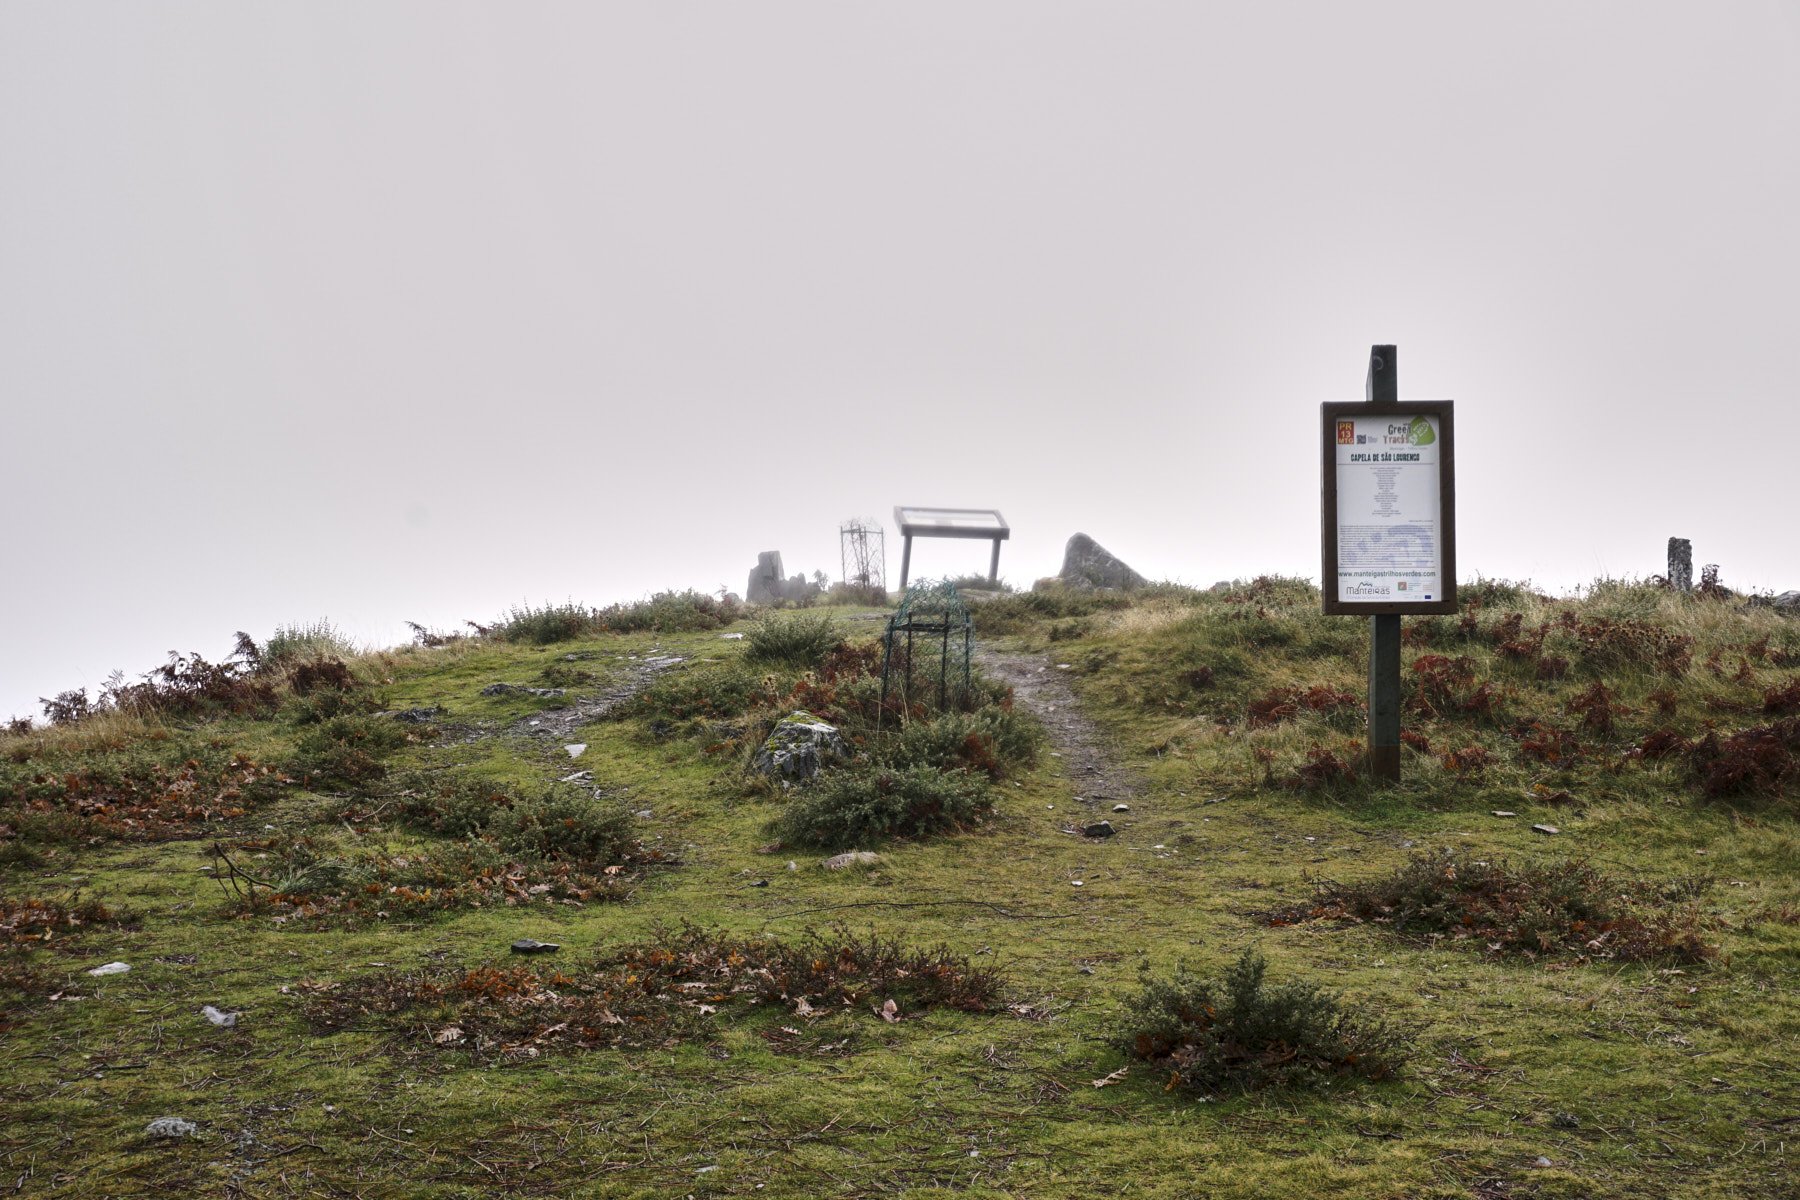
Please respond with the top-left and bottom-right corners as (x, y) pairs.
(3, 584), (1797, 1198)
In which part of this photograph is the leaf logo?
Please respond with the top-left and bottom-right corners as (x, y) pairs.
(1407, 416), (1436, 446)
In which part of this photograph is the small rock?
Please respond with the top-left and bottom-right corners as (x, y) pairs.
(720, 632), (745, 640)
(564, 743), (587, 759)
(1081, 820), (1116, 838)
(1112, 803), (1130, 813)
(785, 861), (798, 871)
(1071, 880), (1084, 887)
(145, 1117), (198, 1139)
(559, 771), (592, 784)
(1551, 1112), (1580, 1129)
(822, 851), (881, 870)
(510, 939), (560, 955)
(481, 683), (565, 698)
(87, 962), (131, 977)
(1491, 810), (1517, 818)
(1531, 824), (1560, 836)
(634, 809), (653, 819)
(748, 879), (769, 888)
(200, 1005), (239, 1028)
(391, 707), (442, 724)
(1078, 965), (1095, 975)
(1530, 1156), (1553, 1168)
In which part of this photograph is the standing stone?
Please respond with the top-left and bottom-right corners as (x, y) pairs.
(747, 551), (785, 605)
(1059, 533), (1147, 591)
(1668, 537), (1693, 593)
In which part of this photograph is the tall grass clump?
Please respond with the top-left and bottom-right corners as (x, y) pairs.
(1114, 949), (1409, 1095)
(745, 611), (839, 669)
(262, 621), (360, 665)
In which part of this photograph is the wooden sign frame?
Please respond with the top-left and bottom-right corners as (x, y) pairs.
(1320, 399), (1458, 616)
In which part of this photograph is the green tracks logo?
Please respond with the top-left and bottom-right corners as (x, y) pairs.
(1407, 416), (1436, 446)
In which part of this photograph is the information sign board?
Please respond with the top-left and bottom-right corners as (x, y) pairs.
(1321, 400), (1456, 615)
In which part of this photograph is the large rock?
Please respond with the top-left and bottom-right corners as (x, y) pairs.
(1058, 533), (1146, 591)
(751, 711), (851, 783)
(747, 551), (785, 605)
(746, 552), (822, 605)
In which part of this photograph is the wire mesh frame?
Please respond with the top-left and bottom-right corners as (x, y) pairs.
(878, 580), (973, 726)
(839, 519), (886, 589)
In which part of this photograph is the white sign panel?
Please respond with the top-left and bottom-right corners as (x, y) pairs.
(1333, 413), (1443, 604)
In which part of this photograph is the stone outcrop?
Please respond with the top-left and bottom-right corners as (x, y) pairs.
(746, 551), (821, 605)
(751, 711), (851, 783)
(1057, 533), (1147, 591)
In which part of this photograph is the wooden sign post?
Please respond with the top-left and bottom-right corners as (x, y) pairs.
(1321, 346), (1458, 782)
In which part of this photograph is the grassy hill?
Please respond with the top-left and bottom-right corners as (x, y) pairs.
(3, 580), (1797, 1199)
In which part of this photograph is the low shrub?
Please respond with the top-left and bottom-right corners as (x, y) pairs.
(1, 754), (286, 845)
(769, 764), (992, 849)
(879, 707), (1042, 780)
(1246, 684), (1360, 729)
(391, 774), (638, 865)
(1277, 851), (1714, 962)
(291, 714), (415, 790)
(299, 924), (1002, 1058)
(633, 664), (767, 723)
(211, 835), (635, 924)
(745, 612), (840, 669)
(972, 589), (1135, 636)
(1685, 718), (1800, 801)
(1113, 949), (1408, 1095)
(595, 590), (741, 634)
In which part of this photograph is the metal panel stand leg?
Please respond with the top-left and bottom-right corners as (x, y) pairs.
(988, 538), (1001, 585)
(899, 536), (912, 591)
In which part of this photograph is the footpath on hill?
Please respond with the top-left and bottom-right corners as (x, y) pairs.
(974, 645), (1137, 815)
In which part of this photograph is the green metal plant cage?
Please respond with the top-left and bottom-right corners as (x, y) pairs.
(878, 580), (973, 720)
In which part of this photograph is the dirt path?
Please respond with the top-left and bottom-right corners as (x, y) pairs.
(974, 645), (1136, 813)
(505, 651), (687, 741)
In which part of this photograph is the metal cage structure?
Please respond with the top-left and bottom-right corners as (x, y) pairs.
(878, 580), (973, 722)
(839, 519), (886, 590)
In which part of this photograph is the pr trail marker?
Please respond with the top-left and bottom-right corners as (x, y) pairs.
(1320, 346), (1458, 782)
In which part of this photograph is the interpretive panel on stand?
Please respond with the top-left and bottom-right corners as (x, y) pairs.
(1320, 401), (1457, 615)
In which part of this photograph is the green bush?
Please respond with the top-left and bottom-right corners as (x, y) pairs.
(1114, 949), (1408, 1095)
(746, 611), (840, 669)
(596, 590), (741, 633)
(880, 707), (1042, 779)
(263, 621), (360, 665)
(769, 764), (992, 849)
(292, 715), (413, 790)
(391, 774), (637, 866)
(634, 664), (765, 722)
(486, 787), (637, 864)
(495, 603), (596, 645)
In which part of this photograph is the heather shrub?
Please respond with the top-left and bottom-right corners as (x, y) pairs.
(1114, 949), (1408, 1095)
(770, 764), (992, 849)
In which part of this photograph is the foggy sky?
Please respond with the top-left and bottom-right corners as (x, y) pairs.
(3, 1), (1798, 722)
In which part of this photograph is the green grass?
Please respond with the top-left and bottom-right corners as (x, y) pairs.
(1, 589), (1797, 1198)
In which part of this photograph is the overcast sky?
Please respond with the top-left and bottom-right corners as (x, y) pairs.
(3, 1), (1797, 721)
